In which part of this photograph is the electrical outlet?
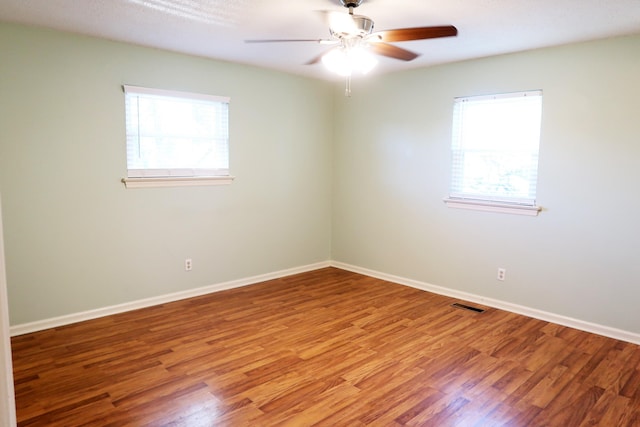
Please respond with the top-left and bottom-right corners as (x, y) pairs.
(497, 268), (506, 281)
(185, 258), (192, 271)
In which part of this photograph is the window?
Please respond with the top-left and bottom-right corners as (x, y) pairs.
(445, 90), (543, 215)
(122, 85), (232, 188)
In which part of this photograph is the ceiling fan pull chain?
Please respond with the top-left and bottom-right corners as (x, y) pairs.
(345, 75), (352, 97)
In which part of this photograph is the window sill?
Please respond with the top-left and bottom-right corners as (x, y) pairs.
(443, 197), (541, 216)
(122, 176), (235, 189)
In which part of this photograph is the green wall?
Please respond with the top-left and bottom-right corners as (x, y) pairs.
(332, 35), (640, 333)
(2, 21), (640, 336)
(0, 24), (333, 325)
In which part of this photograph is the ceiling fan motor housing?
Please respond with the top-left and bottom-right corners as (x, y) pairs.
(330, 15), (374, 38)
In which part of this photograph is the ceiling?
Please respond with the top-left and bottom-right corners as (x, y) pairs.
(1, 0), (640, 81)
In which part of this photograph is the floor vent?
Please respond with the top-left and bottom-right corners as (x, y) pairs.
(451, 303), (485, 313)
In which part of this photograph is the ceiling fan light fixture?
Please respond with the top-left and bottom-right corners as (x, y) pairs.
(322, 48), (351, 76)
(350, 46), (377, 74)
(321, 46), (377, 76)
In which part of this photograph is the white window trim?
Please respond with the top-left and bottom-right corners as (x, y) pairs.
(122, 85), (231, 187)
(123, 85), (229, 105)
(122, 176), (235, 189)
(447, 90), (543, 215)
(443, 197), (541, 216)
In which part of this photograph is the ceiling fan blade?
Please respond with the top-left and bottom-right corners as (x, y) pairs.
(370, 42), (419, 61)
(315, 10), (358, 34)
(328, 11), (358, 34)
(373, 25), (457, 42)
(306, 51), (327, 65)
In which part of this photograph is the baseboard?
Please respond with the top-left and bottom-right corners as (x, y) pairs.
(10, 261), (331, 337)
(11, 260), (640, 345)
(330, 261), (640, 345)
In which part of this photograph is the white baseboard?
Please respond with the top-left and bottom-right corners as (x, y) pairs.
(10, 261), (331, 337)
(330, 261), (640, 346)
(11, 260), (640, 346)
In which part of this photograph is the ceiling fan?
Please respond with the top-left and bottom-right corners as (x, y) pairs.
(246, 0), (457, 94)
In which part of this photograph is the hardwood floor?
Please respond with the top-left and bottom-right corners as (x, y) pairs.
(11, 267), (640, 426)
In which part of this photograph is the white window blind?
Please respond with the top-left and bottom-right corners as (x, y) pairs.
(450, 90), (542, 206)
(124, 85), (230, 178)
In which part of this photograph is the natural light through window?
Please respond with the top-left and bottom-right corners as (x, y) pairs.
(122, 85), (232, 188)
(445, 90), (543, 215)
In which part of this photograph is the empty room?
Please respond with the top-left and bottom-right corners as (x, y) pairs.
(1, 0), (640, 425)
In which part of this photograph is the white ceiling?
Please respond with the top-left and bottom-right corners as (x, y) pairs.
(1, 0), (640, 81)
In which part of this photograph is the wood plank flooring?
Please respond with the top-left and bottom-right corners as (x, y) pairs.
(11, 267), (640, 426)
